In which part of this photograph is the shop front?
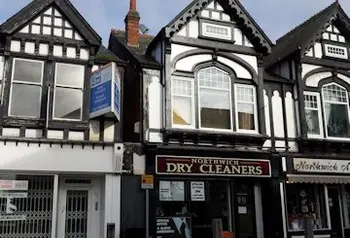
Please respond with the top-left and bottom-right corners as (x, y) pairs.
(0, 141), (122, 238)
(282, 157), (350, 238)
(149, 153), (279, 238)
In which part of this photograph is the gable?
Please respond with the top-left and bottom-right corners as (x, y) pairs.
(175, 0), (253, 48)
(304, 22), (349, 60)
(0, 0), (101, 46)
(165, 0), (271, 54)
(18, 6), (83, 41)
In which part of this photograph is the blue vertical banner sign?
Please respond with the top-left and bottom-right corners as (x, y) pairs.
(89, 62), (121, 120)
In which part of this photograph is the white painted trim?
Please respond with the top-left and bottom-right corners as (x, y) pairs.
(325, 185), (331, 229)
(304, 91), (324, 138)
(322, 83), (350, 140)
(51, 174), (59, 238)
(198, 67), (233, 131)
(282, 157), (287, 172)
(234, 84), (259, 133)
(254, 182), (264, 238)
(8, 58), (44, 118)
(52, 62), (84, 121)
(171, 76), (195, 129)
(280, 182), (288, 238)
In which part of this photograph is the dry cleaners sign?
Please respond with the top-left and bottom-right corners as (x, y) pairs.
(293, 158), (350, 174)
(156, 156), (271, 177)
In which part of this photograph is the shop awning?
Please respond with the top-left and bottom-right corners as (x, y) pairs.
(287, 174), (350, 184)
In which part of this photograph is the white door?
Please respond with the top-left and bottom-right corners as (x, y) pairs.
(57, 178), (101, 238)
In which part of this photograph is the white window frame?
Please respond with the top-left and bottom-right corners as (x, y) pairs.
(52, 63), (84, 121)
(234, 84), (258, 134)
(197, 67), (233, 132)
(171, 76), (195, 129)
(202, 22), (232, 41)
(324, 44), (348, 59)
(8, 58), (44, 118)
(0, 56), (5, 104)
(322, 83), (350, 140)
(304, 92), (324, 139)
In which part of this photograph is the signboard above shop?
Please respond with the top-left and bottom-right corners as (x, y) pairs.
(293, 158), (350, 174)
(89, 62), (120, 120)
(156, 156), (271, 177)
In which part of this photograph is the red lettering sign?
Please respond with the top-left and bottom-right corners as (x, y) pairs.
(156, 156), (271, 177)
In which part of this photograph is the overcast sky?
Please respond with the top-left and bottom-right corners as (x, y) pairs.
(0, 0), (349, 45)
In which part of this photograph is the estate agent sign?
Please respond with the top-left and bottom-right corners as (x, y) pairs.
(293, 158), (350, 174)
(156, 156), (271, 177)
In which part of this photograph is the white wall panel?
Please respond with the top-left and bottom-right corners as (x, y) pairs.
(285, 92), (296, 138)
(218, 56), (252, 79)
(272, 90), (285, 137)
(148, 76), (162, 129)
(171, 44), (197, 62)
(188, 20), (199, 38)
(305, 72), (332, 87)
(337, 74), (350, 85)
(0, 142), (115, 173)
(264, 90), (271, 137)
(314, 43), (323, 58)
(232, 53), (258, 74)
(302, 64), (321, 78)
(175, 54), (212, 72)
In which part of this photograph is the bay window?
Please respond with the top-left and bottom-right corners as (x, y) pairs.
(171, 66), (258, 133)
(53, 63), (84, 120)
(304, 83), (350, 139)
(9, 58), (44, 118)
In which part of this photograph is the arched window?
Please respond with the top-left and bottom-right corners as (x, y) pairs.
(198, 67), (232, 130)
(322, 84), (350, 138)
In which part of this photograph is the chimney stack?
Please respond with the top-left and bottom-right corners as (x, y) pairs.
(125, 0), (140, 47)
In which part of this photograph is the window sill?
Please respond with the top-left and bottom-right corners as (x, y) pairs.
(297, 136), (350, 153)
(162, 128), (267, 147)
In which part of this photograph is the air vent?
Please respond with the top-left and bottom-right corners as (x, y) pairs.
(324, 44), (348, 59)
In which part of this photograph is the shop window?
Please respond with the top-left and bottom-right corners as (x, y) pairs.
(286, 184), (328, 231)
(156, 180), (232, 238)
(53, 63), (84, 120)
(322, 84), (350, 138)
(172, 77), (194, 128)
(342, 185), (350, 228)
(198, 67), (232, 130)
(9, 58), (44, 118)
(0, 175), (54, 237)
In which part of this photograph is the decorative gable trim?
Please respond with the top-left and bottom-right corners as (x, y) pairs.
(0, 0), (101, 46)
(164, 0), (272, 54)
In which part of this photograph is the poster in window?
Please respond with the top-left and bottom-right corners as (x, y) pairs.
(190, 182), (205, 201)
(156, 216), (191, 238)
(159, 181), (185, 201)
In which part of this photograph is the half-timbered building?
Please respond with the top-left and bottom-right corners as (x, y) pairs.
(109, 0), (288, 237)
(0, 1), (124, 237)
(265, 2), (350, 238)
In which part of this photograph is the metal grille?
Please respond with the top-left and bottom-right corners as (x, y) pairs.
(0, 175), (54, 238)
(65, 190), (88, 238)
